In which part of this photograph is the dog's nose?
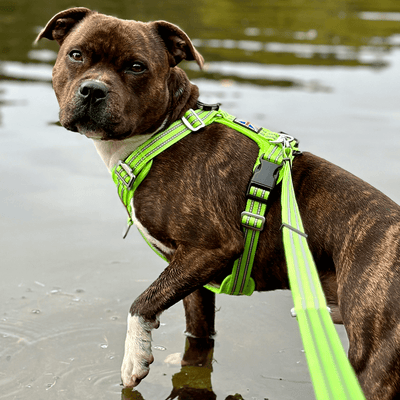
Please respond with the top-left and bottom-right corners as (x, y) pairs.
(78, 81), (108, 103)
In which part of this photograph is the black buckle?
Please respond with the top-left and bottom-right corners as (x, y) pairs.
(247, 157), (281, 202)
(196, 101), (221, 111)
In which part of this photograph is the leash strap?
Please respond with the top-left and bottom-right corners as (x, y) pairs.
(280, 152), (365, 399)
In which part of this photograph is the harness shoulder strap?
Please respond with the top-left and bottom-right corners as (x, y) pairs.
(204, 110), (299, 295)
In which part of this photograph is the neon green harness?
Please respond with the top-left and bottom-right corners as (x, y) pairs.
(112, 106), (296, 295)
(111, 106), (365, 400)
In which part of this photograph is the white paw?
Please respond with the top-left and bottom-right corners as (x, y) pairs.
(121, 314), (158, 387)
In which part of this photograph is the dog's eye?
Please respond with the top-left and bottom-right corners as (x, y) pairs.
(68, 50), (83, 62)
(127, 62), (147, 75)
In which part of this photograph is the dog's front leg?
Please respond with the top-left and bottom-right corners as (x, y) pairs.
(121, 243), (241, 388)
(121, 313), (159, 388)
(183, 288), (216, 340)
(182, 288), (216, 367)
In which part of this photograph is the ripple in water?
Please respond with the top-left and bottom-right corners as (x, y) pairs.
(0, 296), (125, 399)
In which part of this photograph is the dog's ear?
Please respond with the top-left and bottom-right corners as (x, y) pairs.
(151, 21), (204, 69)
(35, 7), (95, 45)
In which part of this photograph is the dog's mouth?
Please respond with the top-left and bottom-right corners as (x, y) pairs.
(75, 118), (108, 139)
(65, 115), (132, 141)
(60, 96), (166, 141)
(59, 93), (131, 140)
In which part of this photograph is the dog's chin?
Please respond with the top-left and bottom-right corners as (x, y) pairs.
(70, 120), (134, 141)
(65, 116), (115, 140)
(75, 124), (105, 140)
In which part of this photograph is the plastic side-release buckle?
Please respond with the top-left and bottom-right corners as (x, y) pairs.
(247, 157), (281, 202)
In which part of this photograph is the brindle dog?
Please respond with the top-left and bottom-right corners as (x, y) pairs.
(36, 8), (400, 399)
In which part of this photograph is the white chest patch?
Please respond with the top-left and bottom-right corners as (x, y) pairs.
(130, 203), (175, 256)
(91, 125), (175, 258)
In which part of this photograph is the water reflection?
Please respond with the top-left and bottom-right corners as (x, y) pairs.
(192, 36), (392, 68)
(121, 338), (245, 400)
(1, 0), (400, 83)
(1, 0), (400, 90)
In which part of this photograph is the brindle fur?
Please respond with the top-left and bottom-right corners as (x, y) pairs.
(36, 8), (400, 399)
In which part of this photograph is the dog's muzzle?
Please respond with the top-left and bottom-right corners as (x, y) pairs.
(67, 80), (113, 137)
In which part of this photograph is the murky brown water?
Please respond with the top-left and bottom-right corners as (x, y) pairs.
(1, 1), (400, 399)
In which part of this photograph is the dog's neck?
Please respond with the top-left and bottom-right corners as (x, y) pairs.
(92, 134), (155, 172)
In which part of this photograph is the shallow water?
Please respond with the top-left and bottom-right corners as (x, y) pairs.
(1, 1), (400, 399)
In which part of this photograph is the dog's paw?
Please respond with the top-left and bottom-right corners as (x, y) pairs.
(121, 350), (154, 387)
(121, 314), (158, 387)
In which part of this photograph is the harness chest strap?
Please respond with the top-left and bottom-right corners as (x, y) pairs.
(111, 107), (297, 296)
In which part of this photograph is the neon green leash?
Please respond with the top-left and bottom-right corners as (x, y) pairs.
(279, 146), (365, 400)
(111, 106), (366, 400)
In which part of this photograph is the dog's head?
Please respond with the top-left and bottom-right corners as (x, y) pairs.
(36, 7), (203, 140)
